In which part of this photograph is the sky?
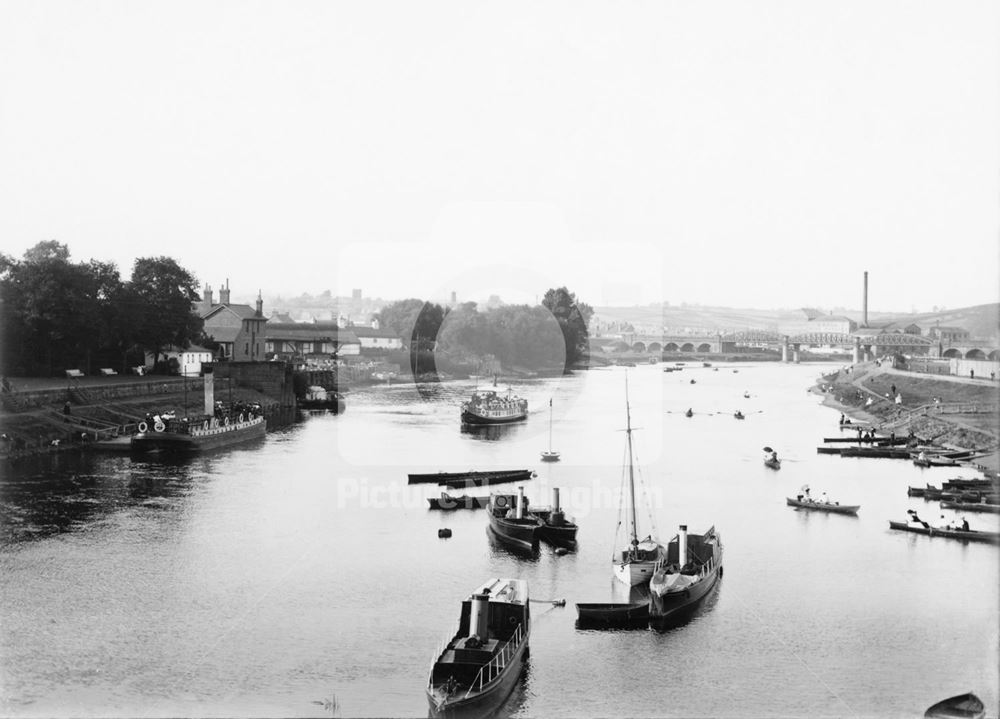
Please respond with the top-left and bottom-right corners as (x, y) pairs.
(1, 1), (998, 313)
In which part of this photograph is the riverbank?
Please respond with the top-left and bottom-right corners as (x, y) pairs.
(812, 362), (999, 455)
(0, 375), (290, 463)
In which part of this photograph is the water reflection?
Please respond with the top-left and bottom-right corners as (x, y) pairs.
(0, 453), (199, 543)
(460, 423), (524, 441)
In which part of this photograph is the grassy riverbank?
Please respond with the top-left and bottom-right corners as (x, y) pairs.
(815, 362), (999, 453)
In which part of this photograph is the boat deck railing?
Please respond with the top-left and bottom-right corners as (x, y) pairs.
(464, 622), (524, 699)
(427, 616), (465, 687)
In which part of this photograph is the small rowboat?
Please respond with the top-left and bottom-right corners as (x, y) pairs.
(786, 497), (859, 515)
(427, 493), (489, 510)
(924, 691), (985, 719)
(939, 500), (1000, 514)
(764, 458), (781, 470)
(888, 521), (1000, 544)
(575, 602), (649, 628)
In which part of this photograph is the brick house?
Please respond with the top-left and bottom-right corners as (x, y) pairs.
(199, 282), (268, 361)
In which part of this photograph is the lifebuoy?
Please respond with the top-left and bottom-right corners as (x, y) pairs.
(224, 416), (230, 426)
(154, 420), (165, 432)
(508, 616), (517, 625)
(203, 421), (209, 431)
(238, 413), (245, 423)
(138, 421), (148, 433)
(495, 496), (508, 507)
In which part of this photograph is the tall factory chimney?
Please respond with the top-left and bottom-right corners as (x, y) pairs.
(862, 271), (868, 327)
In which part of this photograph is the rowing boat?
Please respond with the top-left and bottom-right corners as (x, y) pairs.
(939, 500), (1000, 514)
(924, 691), (985, 719)
(888, 521), (1000, 544)
(786, 497), (859, 515)
(407, 469), (534, 486)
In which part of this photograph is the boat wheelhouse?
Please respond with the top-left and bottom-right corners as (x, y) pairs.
(426, 578), (530, 717)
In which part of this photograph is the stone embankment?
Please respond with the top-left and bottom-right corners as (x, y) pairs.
(814, 362), (999, 453)
(0, 372), (292, 462)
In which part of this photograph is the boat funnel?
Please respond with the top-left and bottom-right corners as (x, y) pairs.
(469, 592), (490, 639)
(203, 366), (215, 416)
(552, 487), (561, 512)
(516, 486), (524, 519)
(678, 524), (688, 567)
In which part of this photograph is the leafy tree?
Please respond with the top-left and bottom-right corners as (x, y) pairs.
(542, 287), (593, 369)
(127, 257), (203, 363)
(0, 242), (107, 375)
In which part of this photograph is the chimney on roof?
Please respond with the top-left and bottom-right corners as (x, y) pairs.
(204, 283), (213, 307)
(862, 271), (868, 327)
(219, 280), (231, 305)
(255, 290), (263, 318)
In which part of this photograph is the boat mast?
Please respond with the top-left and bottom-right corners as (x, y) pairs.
(548, 398), (553, 451)
(625, 376), (638, 550)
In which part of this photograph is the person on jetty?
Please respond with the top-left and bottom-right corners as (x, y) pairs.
(961, 517), (970, 531)
(819, 491), (829, 504)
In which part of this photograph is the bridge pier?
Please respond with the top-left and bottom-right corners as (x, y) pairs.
(793, 349), (800, 364)
(852, 337), (861, 365)
(781, 336), (790, 363)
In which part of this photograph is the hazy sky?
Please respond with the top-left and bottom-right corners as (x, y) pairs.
(2, 1), (998, 312)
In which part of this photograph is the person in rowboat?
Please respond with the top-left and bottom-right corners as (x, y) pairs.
(961, 517), (970, 531)
(820, 491), (829, 504)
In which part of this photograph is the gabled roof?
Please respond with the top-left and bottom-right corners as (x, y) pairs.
(201, 303), (266, 321)
(155, 344), (213, 354)
(349, 326), (402, 339)
(265, 322), (335, 341)
(817, 315), (853, 323)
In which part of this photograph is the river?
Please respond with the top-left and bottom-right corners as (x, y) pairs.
(1, 362), (997, 718)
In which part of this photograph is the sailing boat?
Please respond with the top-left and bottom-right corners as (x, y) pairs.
(540, 398), (560, 462)
(613, 377), (667, 586)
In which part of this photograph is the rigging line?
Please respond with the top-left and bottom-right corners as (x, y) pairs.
(612, 440), (628, 560)
(631, 439), (660, 541)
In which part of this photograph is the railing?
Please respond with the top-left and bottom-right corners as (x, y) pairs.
(426, 618), (464, 689)
(877, 402), (994, 431)
(465, 623), (524, 699)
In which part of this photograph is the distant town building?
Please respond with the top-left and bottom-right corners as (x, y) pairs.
(927, 326), (971, 344)
(778, 309), (857, 336)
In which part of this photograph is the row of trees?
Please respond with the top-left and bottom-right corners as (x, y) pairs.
(0, 242), (206, 377)
(374, 287), (593, 374)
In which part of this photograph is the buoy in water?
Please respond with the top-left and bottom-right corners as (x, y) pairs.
(554, 547), (569, 556)
(438, 528), (452, 538)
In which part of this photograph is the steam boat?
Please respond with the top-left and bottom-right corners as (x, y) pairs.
(130, 370), (266, 453)
(486, 488), (543, 552)
(426, 578), (530, 718)
(648, 525), (723, 623)
(131, 407), (265, 453)
(461, 387), (528, 426)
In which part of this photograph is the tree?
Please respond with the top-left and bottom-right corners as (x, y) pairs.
(0, 242), (109, 375)
(127, 257), (203, 362)
(542, 287), (593, 370)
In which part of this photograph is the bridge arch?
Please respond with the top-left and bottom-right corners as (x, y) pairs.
(942, 348), (961, 358)
(965, 348), (986, 360)
(697, 343), (711, 353)
(989, 350), (1000, 361)
(613, 341), (629, 352)
(648, 342), (662, 352)
(632, 342), (646, 352)
(680, 343), (695, 352)
(664, 342), (679, 352)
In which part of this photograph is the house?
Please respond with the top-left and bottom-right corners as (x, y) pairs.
(928, 326), (971, 344)
(199, 282), (268, 361)
(146, 345), (214, 377)
(265, 322), (337, 360)
(349, 322), (404, 353)
(264, 321), (361, 360)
